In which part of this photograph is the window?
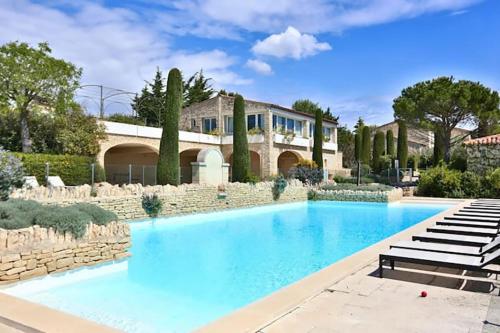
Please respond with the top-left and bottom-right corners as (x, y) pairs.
(310, 124), (315, 137)
(224, 116), (233, 134)
(294, 120), (303, 136)
(202, 117), (217, 133)
(286, 118), (294, 132)
(191, 119), (196, 129)
(323, 127), (331, 137)
(247, 114), (264, 130)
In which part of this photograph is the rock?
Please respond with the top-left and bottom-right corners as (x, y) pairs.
(1, 253), (20, 263)
(20, 266), (47, 280)
(56, 257), (74, 269)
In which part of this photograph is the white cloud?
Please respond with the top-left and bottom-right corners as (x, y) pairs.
(252, 27), (331, 59)
(151, 0), (483, 37)
(0, 0), (250, 94)
(245, 59), (273, 75)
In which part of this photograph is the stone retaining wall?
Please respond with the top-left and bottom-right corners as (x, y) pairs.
(12, 181), (308, 221)
(310, 188), (403, 203)
(0, 222), (130, 284)
(466, 143), (500, 175)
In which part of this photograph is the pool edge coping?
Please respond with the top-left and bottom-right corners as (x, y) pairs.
(195, 197), (470, 333)
(0, 197), (468, 333)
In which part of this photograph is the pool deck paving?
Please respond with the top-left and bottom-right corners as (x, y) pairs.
(260, 260), (498, 333)
(1, 197), (499, 332)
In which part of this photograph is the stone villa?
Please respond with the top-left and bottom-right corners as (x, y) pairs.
(98, 95), (345, 185)
(375, 120), (471, 154)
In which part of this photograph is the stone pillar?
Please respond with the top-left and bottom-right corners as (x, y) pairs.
(261, 108), (275, 178)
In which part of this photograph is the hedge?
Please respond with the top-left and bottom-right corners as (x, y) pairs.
(13, 153), (105, 186)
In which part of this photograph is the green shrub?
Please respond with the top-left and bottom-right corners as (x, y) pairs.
(13, 153), (105, 186)
(372, 131), (385, 173)
(386, 130), (395, 156)
(273, 176), (288, 200)
(33, 206), (91, 238)
(106, 113), (145, 125)
(449, 146), (467, 171)
(71, 203), (117, 225)
(417, 165), (462, 198)
(483, 168), (500, 198)
(361, 126), (371, 165)
(460, 171), (482, 198)
(0, 148), (25, 200)
(142, 193), (163, 217)
(0, 199), (115, 237)
(321, 183), (394, 192)
(243, 172), (260, 184)
(312, 108), (323, 168)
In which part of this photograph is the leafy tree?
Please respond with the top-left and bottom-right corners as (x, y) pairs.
(312, 108), (323, 169)
(183, 70), (215, 107)
(386, 129), (395, 156)
(131, 68), (165, 127)
(361, 126), (371, 165)
(337, 125), (355, 168)
(372, 131), (385, 173)
(393, 76), (500, 161)
(397, 121), (408, 168)
(218, 89), (236, 96)
(0, 42), (81, 153)
(292, 99), (338, 121)
(232, 94), (250, 182)
(157, 68), (182, 186)
(54, 104), (106, 156)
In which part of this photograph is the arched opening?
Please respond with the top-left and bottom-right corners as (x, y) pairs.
(180, 149), (201, 184)
(278, 151), (300, 177)
(104, 144), (158, 185)
(227, 151), (261, 180)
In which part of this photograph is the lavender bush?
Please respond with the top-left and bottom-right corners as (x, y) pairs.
(0, 147), (24, 200)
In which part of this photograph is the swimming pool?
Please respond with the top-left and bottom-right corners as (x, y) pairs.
(5, 201), (449, 332)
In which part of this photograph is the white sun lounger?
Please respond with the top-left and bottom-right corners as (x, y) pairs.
(412, 232), (493, 247)
(427, 225), (499, 237)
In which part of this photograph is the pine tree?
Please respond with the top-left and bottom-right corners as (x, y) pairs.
(354, 117), (365, 134)
(433, 128), (445, 165)
(386, 129), (395, 156)
(372, 131), (385, 173)
(232, 94), (250, 182)
(131, 68), (165, 127)
(183, 70), (215, 107)
(157, 68), (182, 185)
(361, 126), (371, 165)
(397, 121), (408, 168)
(312, 108), (323, 169)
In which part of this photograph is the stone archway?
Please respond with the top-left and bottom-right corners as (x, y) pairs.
(226, 151), (262, 179)
(180, 149), (202, 184)
(191, 148), (229, 185)
(104, 144), (159, 185)
(277, 151), (301, 177)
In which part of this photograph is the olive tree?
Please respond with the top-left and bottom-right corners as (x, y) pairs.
(0, 42), (81, 153)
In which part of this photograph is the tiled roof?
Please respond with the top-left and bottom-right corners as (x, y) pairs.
(464, 134), (500, 145)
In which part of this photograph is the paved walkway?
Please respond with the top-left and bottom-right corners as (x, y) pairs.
(260, 260), (499, 333)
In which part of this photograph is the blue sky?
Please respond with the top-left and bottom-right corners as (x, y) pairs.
(1, 0), (498, 128)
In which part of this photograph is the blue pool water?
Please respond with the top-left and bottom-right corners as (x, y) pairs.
(5, 201), (449, 332)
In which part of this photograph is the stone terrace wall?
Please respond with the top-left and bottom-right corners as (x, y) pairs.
(12, 181), (308, 221)
(310, 188), (403, 203)
(0, 222), (130, 283)
(466, 143), (500, 175)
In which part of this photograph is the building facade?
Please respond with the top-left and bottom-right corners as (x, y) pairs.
(375, 121), (471, 154)
(98, 95), (345, 185)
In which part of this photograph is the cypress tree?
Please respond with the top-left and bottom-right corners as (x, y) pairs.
(386, 129), (395, 156)
(312, 107), (323, 169)
(397, 121), (408, 169)
(361, 126), (371, 165)
(157, 68), (182, 185)
(354, 132), (362, 161)
(232, 94), (250, 182)
(372, 131), (385, 173)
